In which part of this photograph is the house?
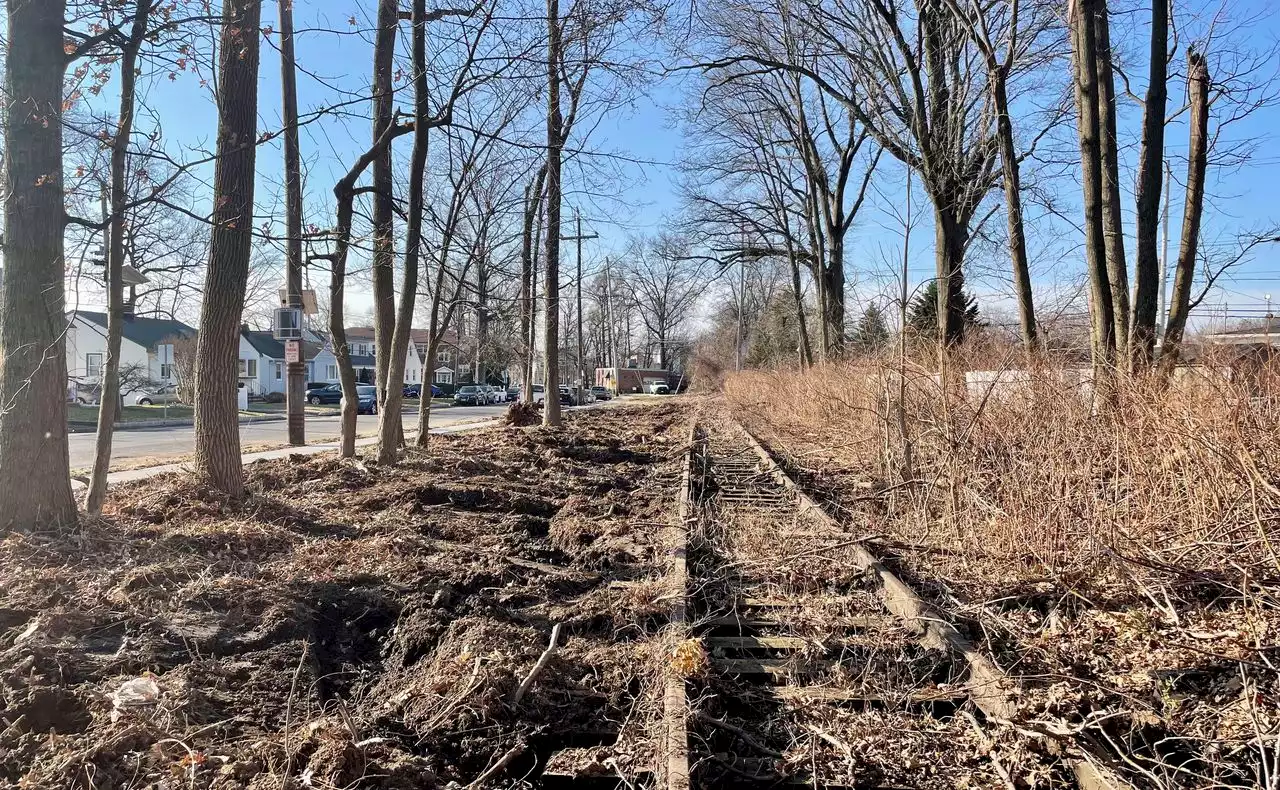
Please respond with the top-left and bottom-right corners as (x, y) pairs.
(65, 311), (196, 401)
(415, 329), (472, 385)
(238, 327), (340, 397)
(343, 326), (426, 386)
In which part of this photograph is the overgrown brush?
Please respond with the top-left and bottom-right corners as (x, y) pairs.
(725, 354), (1280, 598)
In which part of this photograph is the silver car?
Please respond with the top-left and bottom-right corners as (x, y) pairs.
(136, 385), (180, 406)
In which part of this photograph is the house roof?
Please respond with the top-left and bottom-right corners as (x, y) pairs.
(241, 330), (324, 362)
(74, 311), (195, 350)
(345, 326), (464, 346)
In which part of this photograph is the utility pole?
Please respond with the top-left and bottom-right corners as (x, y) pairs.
(561, 207), (596, 402)
(280, 0), (305, 445)
(603, 256), (618, 374)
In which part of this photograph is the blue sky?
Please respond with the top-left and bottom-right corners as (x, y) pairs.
(89, 0), (1280, 330)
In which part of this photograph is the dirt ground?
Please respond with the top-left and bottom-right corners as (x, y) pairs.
(0, 402), (691, 790)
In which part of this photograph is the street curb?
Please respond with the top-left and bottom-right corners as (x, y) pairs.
(69, 414), (287, 433)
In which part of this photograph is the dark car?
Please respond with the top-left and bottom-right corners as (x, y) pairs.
(505, 387), (518, 402)
(305, 383), (343, 405)
(431, 384), (443, 397)
(306, 383), (378, 414)
(403, 384), (421, 399)
(558, 386), (577, 406)
(590, 385), (611, 401)
(454, 385), (486, 406)
(353, 385), (378, 415)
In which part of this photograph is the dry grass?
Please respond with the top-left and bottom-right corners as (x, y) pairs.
(726, 356), (1280, 598)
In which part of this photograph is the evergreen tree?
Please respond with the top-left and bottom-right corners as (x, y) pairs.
(908, 281), (981, 341)
(850, 305), (891, 353)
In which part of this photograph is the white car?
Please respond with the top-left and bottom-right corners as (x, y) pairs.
(136, 385), (180, 406)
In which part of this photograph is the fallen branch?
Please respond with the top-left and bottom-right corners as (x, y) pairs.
(511, 623), (561, 705)
(695, 711), (783, 758)
(466, 741), (526, 789)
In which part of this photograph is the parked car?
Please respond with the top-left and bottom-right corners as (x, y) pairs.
(477, 384), (497, 404)
(305, 383), (344, 405)
(135, 385), (180, 406)
(69, 382), (102, 405)
(431, 384), (443, 397)
(591, 385), (611, 401)
(403, 383), (422, 399)
(644, 381), (670, 395)
(505, 387), (519, 402)
(351, 385), (378, 415)
(558, 386), (578, 406)
(454, 385), (486, 406)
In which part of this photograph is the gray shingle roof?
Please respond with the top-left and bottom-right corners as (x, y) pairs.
(241, 330), (324, 361)
(74, 311), (195, 350)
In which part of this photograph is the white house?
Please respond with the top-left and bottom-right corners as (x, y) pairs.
(238, 327), (340, 397)
(343, 326), (425, 386)
(66, 311), (196, 401)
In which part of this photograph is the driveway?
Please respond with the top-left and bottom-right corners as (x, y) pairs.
(68, 403), (511, 470)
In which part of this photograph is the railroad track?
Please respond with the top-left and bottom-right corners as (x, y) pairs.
(659, 416), (1137, 790)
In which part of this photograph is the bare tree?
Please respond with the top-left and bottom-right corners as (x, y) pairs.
(370, 0), (399, 412)
(1069, 0), (1115, 374)
(1160, 50), (1208, 371)
(87, 0), (155, 514)
(1129, 0), (1170, 368)
(621, 234), (708, 371)
(941, 0), (1061, 352)
(543, 0), (566, 426)
(0, 0), (77, 530)
(192, 0), (262, 498)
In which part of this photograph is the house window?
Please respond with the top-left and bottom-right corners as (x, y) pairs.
(274, 361), (283, 380)
(437, 349), (452, 366)
(415, 343), (428, 356)
(325, 364), (338, 380)
(434, 370), (453, 384)
(160, 363), (173, 380)
(239, 359), (257, 378)
(86, 353), (103, 379)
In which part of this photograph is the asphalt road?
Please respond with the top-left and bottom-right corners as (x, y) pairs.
(67, 403), (511, 469)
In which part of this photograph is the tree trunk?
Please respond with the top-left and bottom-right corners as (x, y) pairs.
(519, 166), (546, 403)
(933, 204), (968, 349)
(193, 0), (261, 498)
(1070, 0), (1115, 372)
(992, 68), (1037, 352)
(1093, 3), (1130, 359)
(542, 0), (564, 426)
(0, 0), (76, 530)
(784, 237), (813, 367)
(1160, 52), (1209, 371)
(1130, 0), (1168, 369)
(823, 235), (845, 355)
(378, 0), (430, 465)
(88, 0), (153, 514)
(280, 0), (306, 445)
(371, 0), (398, 408)
(804, 192), (828, 361)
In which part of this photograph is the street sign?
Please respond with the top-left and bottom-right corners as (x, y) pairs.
(285, 339), (300, 364)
